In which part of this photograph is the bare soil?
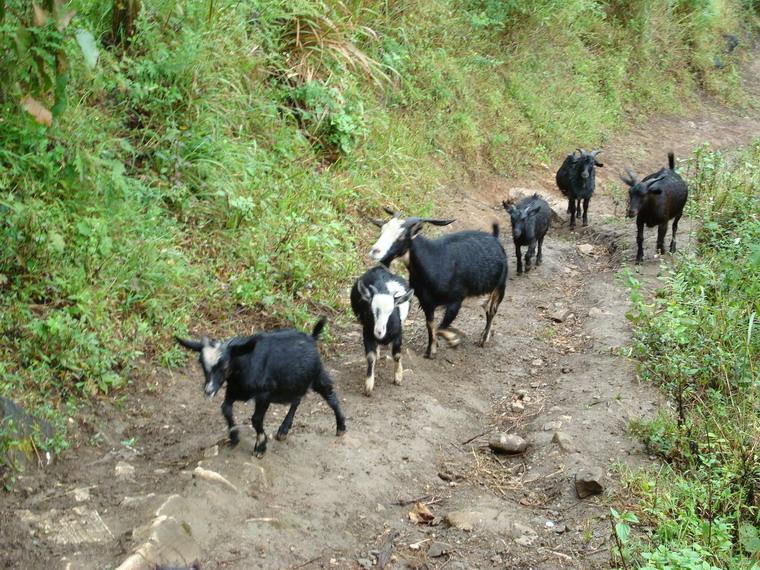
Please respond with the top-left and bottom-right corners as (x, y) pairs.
(2, 46), (759, 570)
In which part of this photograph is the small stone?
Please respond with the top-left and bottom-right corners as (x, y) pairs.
(115, 461), (134, 479)
(357, 558), (372, 569)
(491, 555), (503, 564)
(489, 433), (528, 455)
(549, 308), (571, 323)
(444, 511), (481, 531)
(549, 405), (561, 412)
(575, 466), (605, 498)
(531, 358), (543, 367)
(589, 307), (603, 316)
(511, 401), (524, 412)
(552, 431), (575, 452)
(376, 503), (385, 512)
(427, 542), (450, 558)
(561, 367), (572, 374)
(554, 523), (568, 534)
(72, 488), (90, 502)
(578, 244), (594, 255)
(203, 445), (219, 458)
(512, 523), (537, 546)
(542, 421), (562, 431)
(545, 520), (555, 528)
(516, 389), (528, 399)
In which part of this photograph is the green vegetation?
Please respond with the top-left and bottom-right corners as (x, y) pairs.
(623, 141), (760, 569)
(0, 0), (757, 478)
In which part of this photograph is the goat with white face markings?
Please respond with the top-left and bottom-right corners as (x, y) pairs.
(176, 318), (346, 457)
(350, 265), (414, 396)
(369, 208), (508, 359)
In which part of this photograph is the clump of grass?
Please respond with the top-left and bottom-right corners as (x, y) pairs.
(623, 141), (760, 568)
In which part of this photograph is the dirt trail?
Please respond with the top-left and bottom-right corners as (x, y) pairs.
(2, 48), (759, 570)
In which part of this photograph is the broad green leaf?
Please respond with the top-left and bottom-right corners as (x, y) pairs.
(615, 522), (631, 544)
(75, 29), (99, 69)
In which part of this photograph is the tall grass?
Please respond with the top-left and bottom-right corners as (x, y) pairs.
(623, 141), (760, 569)
(0, 0), (757, 480)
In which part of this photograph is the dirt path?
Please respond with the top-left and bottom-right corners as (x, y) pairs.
(2, 47), (759, 570)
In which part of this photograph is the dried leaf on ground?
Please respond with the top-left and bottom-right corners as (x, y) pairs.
(408, 501), (434, 524)
(21, 96), (53, 126)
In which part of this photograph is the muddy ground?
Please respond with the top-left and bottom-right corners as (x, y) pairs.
(2, 46), (759, 570)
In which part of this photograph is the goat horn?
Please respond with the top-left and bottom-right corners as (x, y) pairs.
(383, 206), (400, 218)
(591, 149), (602, 157)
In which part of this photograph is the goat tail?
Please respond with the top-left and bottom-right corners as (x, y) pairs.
(491, 222), (500, 238)
(311, 317), (328, 340)
(668, 152), (675, 170)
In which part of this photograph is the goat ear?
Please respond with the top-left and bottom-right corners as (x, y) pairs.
(648, 187), (663, 195)
(176, 337), (204, 352)
(528, 205), (542, 216)
(501, 200), (514, 214)
(357, 280), (372, 302)
(228, 336), (258, 359)
(394, 288), (414, 305)
(595, 160), (604, 167)
(368, 217), (384, 228)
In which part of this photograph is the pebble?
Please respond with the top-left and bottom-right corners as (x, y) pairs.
(575, 466), (605, 498)
(511, 401), (525, 412)
(489, 433), (528, 455)
(428, 542), (450, 558)
(542, 421), (562, 431)
(552, 431), (575, 452)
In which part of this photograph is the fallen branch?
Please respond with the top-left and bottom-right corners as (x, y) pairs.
(461, 427), (494, 445)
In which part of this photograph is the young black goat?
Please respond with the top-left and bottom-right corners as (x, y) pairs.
(620, 152), (688, 264)
(350, 265), (414, 396)
(369, 209), (508, 358)
(502, 194), (551, 275)
(555, 148), (603, 228)
(176, 318), (346, 457)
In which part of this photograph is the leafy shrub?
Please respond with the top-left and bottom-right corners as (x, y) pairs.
(624, 142), (760, 568)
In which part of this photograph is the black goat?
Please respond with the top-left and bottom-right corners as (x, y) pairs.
(350, 265), (414, 396)
(369, 209), (508, 358)
(620, 152), (688, 264)
(176, 318), (346, 457)
(502, 194), (551, 275)
(555, 148), (603, 228)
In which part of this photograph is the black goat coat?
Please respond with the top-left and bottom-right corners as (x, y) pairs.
(409, 230), (507, 311)
(636, 170), (688, 227)
(556, 155), (596, 200)
(224, 329), (329, 405)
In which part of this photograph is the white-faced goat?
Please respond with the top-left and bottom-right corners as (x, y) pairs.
(351, 265), (414, 397)
(176, 318), (346, 457)
(502, 194), (551, 275)
(620, 152), (688, 264)
(555, 148), (603, 228)
(369, 209), (508, 358)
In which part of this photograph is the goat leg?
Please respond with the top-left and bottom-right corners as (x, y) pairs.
(313, 372), (346, 436)
(656, 222), (667, 255)
(392, 336), (403, 385)
(276, 398), (301, 441)
(514, 243), (523, 274)
(252, 399), (270, 457)
(221, 398), (239, 446)
(582, 197), (590, 227)
(635, 219), (645, 264)
(363, 333), (378, 396)
(670, 214), (681, 253)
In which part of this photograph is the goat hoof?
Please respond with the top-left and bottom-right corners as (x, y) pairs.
(336, 428), (347, 437)
(228, 435), (240, 446)
(275, 432), (288, 442)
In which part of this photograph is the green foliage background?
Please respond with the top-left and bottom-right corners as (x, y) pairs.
(0, 0), (757, 475)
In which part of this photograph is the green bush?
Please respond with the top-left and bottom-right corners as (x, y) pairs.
(624, 142), (760, 568)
